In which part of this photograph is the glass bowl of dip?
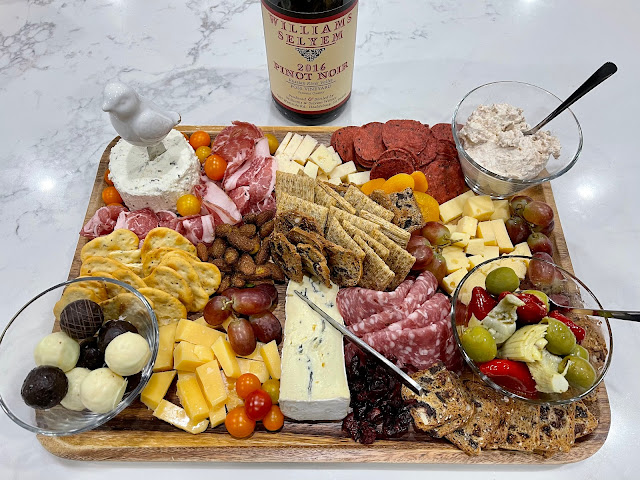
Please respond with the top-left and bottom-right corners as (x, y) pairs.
(451, 255), (612, 405)
(452, 81), (583, 198)
(0, 277), (158, 436)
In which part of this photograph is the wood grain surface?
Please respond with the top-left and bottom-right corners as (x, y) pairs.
(39, 126), (610, 463)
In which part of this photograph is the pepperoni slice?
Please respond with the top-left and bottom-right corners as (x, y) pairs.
(353, 122), (386, 167)
(370, 156), (415, 180)
(431, 123), (455, 143)
(382, 120), (430, 155)
(376, 148), (418, 169)
(330, 126), (360, 164)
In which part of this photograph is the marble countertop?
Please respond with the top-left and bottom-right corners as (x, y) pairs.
(1, 0), (638, 478)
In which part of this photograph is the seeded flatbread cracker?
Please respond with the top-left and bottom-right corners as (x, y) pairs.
(360, 210), (411, 247)
(144, 265), (194, 309)
(317, 182), (356, 214)
(343, 185), (394, 222)
(324, 243), (363, 287)
(275, 171), (315, 203)
(159, 253), (209, 312)
(80, 229), (140, 262)
(536, 404), (575, 454)
(370, 230), (415, 290)
(142, 247), (199, 277)
(141, 227), (197, 260)
(100, 292), (154, 325)
(297, 243), (331, 288)
(106, 249), (142, 265)
(53, 286), (101, 320)
(138, 287), (187, 325)
(353, 234), (394, 291)
(574, 400), (598, 439)
(325, 216), (365, 260)
(274, 210), (322, 236)
(341, 221), (389, 261)
(314, 183), (337, 209)
(286, 227), (327, 253)
(427, 376), (475, 439)
(489, 398), (541, 452)
(277, 192), (329, 232)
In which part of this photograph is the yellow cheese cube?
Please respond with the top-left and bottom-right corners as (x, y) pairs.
(178, 371), (196, 381)
(465, 238), (486, 256)
(154, 322), (178, 372)
(237, 358), (269, 383)
(509, 242), (533, 265)
(457, 270), (487, 305)
(441, 268), (468, 295)
(451, 232), (471, 248)
(212, 337), (241, 378)
(443, 251), (470, 274)
(173, 341), (214, 372)
(476, 221), (497, 246)
(222, 316), (234, 332)
(497, 257), (528, 279)
(483, 246), (500, 260)
(490, 199), (510, 221)
(439, 190), (476, 223)
(176, 375), (209, 423)
(468, 254), (486, 269)
(153, 399), (209, 434)
(491, 219), (515, 253)
(260, 340), (281, 380)
(209, 402), (226, 428)
(141, 370), (176, 410)
(193, 316), (216, 328)
(225, 388), (244, 411)
(456, 216), (479, 238)
(196, 360), (227, 408)
(237, 342), (265, 360)
(175, 319), (225, 348)
(463, 195), (495, 221)
(303, 161), (319, 178)
(442, 245), (465, 256)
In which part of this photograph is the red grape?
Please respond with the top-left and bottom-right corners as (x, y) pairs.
(522, 201), (554, 228)
(527, 252), (556, 288)
(228, 287), (273, 315)
(253, 283), (278, 308)
(505, 216), (531, 245)
(421, 222), (451, 246)
(203, 296), (232, 326)
(527, 232), (553, 256)
(425, 252), (447, 282)
(532, 218), (555, 236)
(407, 234), (434, 270)
(227, 318), (257, 356)
(509, 195), (533, 216)
(249, 312), (283, 344)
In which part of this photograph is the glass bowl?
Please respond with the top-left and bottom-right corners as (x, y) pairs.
(0, 277), (158, 436)
(451, 255), (612, 405)
(451, 81), (583, 198)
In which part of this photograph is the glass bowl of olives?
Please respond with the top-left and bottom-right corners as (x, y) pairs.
(451, 255), (612, 405)
(0, 277), (158, 436)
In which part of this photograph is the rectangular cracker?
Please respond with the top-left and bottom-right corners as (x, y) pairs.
(328, 206), (377, 236)
(490, 399), (541, 452)
(359, 210), (411, 247)
(370, 230), (415, 291)
(325, 216), (365, 260)
(352, 234), (394, 291)
(314, 183), (337, 209)
(536, 404), (575, 454)
(341, 220), (389, 261)
(276, 192), (328, 232)
(318, 182), (356, 214)
(275, 171), (315, 203)
(343, 185), (394, 222)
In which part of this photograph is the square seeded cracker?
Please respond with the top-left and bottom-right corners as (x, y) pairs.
(360, 210), (411, 247)
(341, 221), (390, 261)
(352, 234), (394, 291)
(318, 182), (357, 214)
(370, 230), (415, 291)
(325, 216), (365, 260)
(343, 185), (394, 222)
(275, 171), (315, 203)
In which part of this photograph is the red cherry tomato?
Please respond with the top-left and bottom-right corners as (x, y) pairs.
(204, 154), (227, 181)
(235, 373), (261, 400)
(244, 388), (272, 421)
(225, 406), (255, 438)
(262, 405), (284, 431)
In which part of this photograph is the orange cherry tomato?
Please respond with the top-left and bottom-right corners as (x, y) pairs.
(225, 406), (255, 438)
(195, 146), (212, 164)
(235, 373), (261, 400)
(104, 169), (114, 186)
(262, 405), (285, 432)
(410, 171), (428, 193)
(360, 178), (386, 195)
(107, 203), (123, 207)
(102, 186), (122, 205)
(176, 194), (202, 217)
(204, 154), (227, 181)
(189, 130), (211, 149)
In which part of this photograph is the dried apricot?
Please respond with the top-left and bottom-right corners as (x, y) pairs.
(413, 192), (440, 222)
(360, 178), (386, 195)
(410, 171), (428, 193)
(382, 173), (415, 194)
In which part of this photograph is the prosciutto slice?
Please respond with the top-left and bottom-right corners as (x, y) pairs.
(213, 121), (263, 183)
(177, 214), (215, 245)
(114, 208), (159, 239)
(193, 176), (242, 225)
(80, 205), (128, 239)
(337, 278), (415, 326)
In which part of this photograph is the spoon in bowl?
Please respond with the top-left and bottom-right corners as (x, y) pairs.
(548, 296), (640, 322)
(522, 62), (617, 136)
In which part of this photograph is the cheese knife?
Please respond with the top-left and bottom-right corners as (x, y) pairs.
(294, 290), (424, 395)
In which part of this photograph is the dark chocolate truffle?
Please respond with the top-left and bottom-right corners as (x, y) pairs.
(59, 299), (104, 341)
(21, 365), (68, 409)
(76, 337), (105, 370)
(97, 320), (138, 353)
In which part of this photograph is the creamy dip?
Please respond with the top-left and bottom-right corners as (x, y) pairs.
(458, 103), (561, 180)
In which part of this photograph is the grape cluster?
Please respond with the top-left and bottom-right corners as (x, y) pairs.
(505, 195), (555, 255)
(405, 223), (450, 282)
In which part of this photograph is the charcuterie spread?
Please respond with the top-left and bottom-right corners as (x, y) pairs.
(28, 118), (608, 462)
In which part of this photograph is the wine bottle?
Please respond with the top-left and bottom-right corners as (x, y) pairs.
(261, 0), (358, 125)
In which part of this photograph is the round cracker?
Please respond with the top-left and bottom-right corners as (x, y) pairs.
(138, 287), (187, 325)
(53, 286), (101, 320)
(141, 227), (197, 261)
(143, 265), (194, 310)
(159, 253), (209, 312)
(80, 229), (140, 262)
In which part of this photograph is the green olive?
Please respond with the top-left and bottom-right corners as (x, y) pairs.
(543, 317), (576, 356)
(485, 267), (520, 296)
(569, 344), (590, 361)
(559, 355), (597, 390)
(460, 326), (497, 363)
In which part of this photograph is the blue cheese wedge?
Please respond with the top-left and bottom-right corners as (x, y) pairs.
(281, 276), (350, 421)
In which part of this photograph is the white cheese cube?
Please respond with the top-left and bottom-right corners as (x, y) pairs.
(309, 144), (341, 174)
(465, 238), (486, 256)
(317, 173), (329, 181)
(346, 171), (370, 185)
(442, 268), (468, 295)
(490, 219), (514, 253)
(445, 224), (457, 234)
(329, 161), (357, 181)
(291, 135), (318, 165)
(327, 145), (343, 166)
(490, 200), (510, 221)
(326, 177), (342, 185)
(277, 158), (303, 174)
(275, 132), (293, 157)
(463, 195), (495, 221)
(439, 190), (476, 223)
(280, 134), (304, 161)
(456, 216), (479, 238)
(476, 221), (497, 246)
(303, 161), (319, 179)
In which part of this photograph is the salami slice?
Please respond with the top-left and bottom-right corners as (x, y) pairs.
(435, 139), (458, 158)
(415, 139), (437, 167)
(337, 278), (414, 326)
(376, 148), (418, 168)
(419, 156), (467, 203)
(330, 126), (359, 164)
(353, 128), (386, 167)
(431, 123), (455, 143)
(370, 156), (415, 180)
(382, 120), (430, 155)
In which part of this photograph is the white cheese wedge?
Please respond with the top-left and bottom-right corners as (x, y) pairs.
(280, 133), (304, 161)
(309, 144), (341, 174)
(346, 171), (370, 185)
(329, 161), (356, 181)
(292, 135), (318, 165)
(303, 161), (319, 179)
(277, 157), (304, 174)
(280, 277), (350, 421)
(326, 177), (342, 185)
(327, 145), (343, 166)
(275, 132), (293, 157)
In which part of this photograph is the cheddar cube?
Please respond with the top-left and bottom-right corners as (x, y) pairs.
(465, 238), (486, 256)
(196, 360), (227, 408)
(456, 216), (479, 238)
(153, 400), (208, 434)
(490, 199), (510, 221)
(509, 242), (533, 264)
(193, 316), (213, 328)
(463, 195), (495, 221)
(176, 375), (209, 423)
(497, 257), (528, 279)
(154, 322), (178, 372)
(260, 341), (281, 380)
(468, 254), (486, 270)
(225, 388), (244, 411)
(175, 319), (225, 348)
(173, 341), (214, 372)
(442, 250), (470, 274)
(209, 402), (226, 428)
(476, 221), (497, 246)
(237, 358), (269, 384)
(490, 219), (515, 254)
(274, 131), (293, 157)
(221, 316), (234, 332)
(451, 232), (471, 248)
(442, 268), (468, 295)
(141, 370), (176, 410)
(439, 190), (476, 223)
(212, 337), (241, 378)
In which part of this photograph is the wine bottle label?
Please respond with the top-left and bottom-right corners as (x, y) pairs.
(261, 1), (358, 114)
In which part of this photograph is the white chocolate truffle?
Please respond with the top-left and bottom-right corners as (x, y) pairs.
(34, 332), (80, 372)
(104, 332), (151, 377)
(60, 367), (90, 411)
(80, 368), (127, 413)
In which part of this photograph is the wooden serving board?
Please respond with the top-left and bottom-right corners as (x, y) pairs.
(39, 126), (610, 464)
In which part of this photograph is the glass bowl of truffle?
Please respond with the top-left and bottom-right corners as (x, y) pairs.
(0, 277), (158, 436)
(452, 81), (583, 198)
(451, 254), (612, 405)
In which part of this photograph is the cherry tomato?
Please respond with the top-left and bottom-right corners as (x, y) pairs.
(244, 388), (272, 421)
(235, 373), (261, 400)
(176, 194), (201, 216)
(107, 203), (123, 207)
(102, 186), (122, 204)
(189, 130), (211, 149)
(262, 405), (284, 432)
(204, 154), (227, 181)
(104, 169), (114, 186)
(261, 379), (280, 404)
(264, 133), (279, 155)
(195, 145), (212, 163)
(225, 406), (255, 438)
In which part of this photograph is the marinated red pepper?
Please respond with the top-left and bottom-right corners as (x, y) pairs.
(548, 310), (586, 344)
(466, 287), (498, 322)
(498, 291), (547, 324)
(478, 358), (538, 399)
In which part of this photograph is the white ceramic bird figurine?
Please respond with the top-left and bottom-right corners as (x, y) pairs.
(102, 81), (181, 147)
